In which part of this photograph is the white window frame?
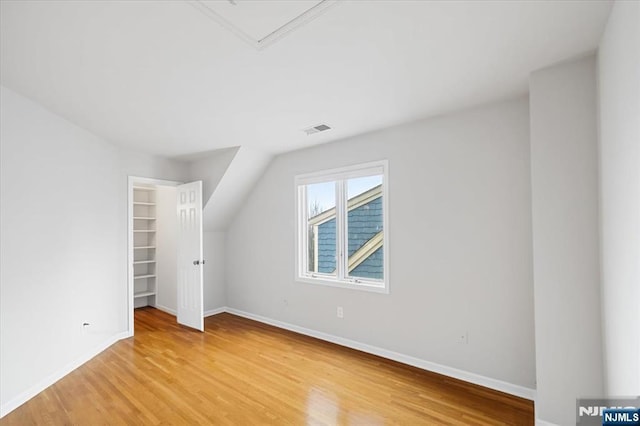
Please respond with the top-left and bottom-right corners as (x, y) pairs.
(295, 160), (389, 294)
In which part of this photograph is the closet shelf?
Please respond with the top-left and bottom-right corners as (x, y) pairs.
(132, 183), (159, 309)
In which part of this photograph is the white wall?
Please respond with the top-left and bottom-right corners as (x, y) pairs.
(155, 185), (178, 313)
(187, 146), (272, 311)
(187, 147), (238, 207)
(186, 150), (238, 312)
(598, 0), (640, 397)
(226, 97), (536, 392)
(196, 146), (272, 232)
(0, 86), (188, 415)
(203, 231), (227, 312)
(529, 55), (603, 425)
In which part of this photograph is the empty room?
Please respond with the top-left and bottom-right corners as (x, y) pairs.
(0, 0), (638, 425)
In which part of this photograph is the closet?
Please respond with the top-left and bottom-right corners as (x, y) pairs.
(132, 185), (156, 307)
(128, 178), (204, 332)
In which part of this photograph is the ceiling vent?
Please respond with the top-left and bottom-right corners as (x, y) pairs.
(303, 124), (332, 135)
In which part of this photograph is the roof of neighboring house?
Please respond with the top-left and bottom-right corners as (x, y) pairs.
(314, 187), (384, 278)
(351, 246), (384, 279)
(309, 184), (382, 226)
(349, 231), (383, 272)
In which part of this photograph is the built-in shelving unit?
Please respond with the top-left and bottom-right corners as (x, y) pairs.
(134, 274), (156, 279)
(132, 185), (157, 308)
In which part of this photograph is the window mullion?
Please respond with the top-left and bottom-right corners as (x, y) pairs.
(342, 179), (349, 281)
(300, 185), (308, 277)
(335, 180), (341, 281)
(336, 179), (347, 282)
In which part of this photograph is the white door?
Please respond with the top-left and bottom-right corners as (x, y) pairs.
(176, 181), (204, 331)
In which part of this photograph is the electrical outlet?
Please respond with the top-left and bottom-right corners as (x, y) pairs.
(458, 331), (468, 344)
(82, 322), (90, 335)
(337, 306), (344, 319)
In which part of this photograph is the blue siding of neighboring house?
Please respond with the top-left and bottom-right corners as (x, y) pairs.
(351, 246), (383, 279)
(317, 218), (336, 273)
(316, 196), (383, 278)
(348, 197), (383, 256)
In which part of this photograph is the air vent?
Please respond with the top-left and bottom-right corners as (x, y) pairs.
(303, 124), (332, 135)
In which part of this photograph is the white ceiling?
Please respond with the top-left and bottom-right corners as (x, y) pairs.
(194, 0), (331, 45)
(0, 0), (612, 158)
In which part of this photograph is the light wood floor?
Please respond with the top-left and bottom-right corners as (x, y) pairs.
(1, 308), (533, 425)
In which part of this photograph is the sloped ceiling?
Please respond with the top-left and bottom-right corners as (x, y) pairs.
(0, 0), (612, 157)
(203, 147), (272, 231)
(187, 146), (240, 207)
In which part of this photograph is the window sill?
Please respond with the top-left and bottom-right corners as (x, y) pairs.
(296, 275), (389, 294)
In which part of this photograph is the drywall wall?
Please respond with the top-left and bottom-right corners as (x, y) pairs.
(0, 86), (188, 415)
(598, 0), (640, 396)
(187, 147), (239, 207)
(198, 146), (272, 232)
(155, 185), (178, 314)
(226, 97), (536, 391)
(188, 148), (267, 311)
(187, 148), (257, 311)
(529, 55), (603, 425)
(203, 231), (227, 312)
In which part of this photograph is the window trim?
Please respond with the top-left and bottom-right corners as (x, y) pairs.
(294, 160), (389, 294)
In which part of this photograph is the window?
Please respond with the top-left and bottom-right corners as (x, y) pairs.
(295, 161), (388, 293)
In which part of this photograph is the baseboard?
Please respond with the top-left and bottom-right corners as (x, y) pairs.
(535, 419), (560, 426)
(204, 307), (226, 317)
(225, 307), (536, 401)
(156, 305), (224, 318)
(0, 331), (129, 418)
(155, 304), (176, 316)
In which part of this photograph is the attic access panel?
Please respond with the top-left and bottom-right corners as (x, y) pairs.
(190, 0), (338, 49)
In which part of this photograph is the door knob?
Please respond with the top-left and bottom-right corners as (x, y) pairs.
(193, 260), (200, 265)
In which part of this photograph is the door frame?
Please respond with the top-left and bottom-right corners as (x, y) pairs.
(127, 176), (182, 337)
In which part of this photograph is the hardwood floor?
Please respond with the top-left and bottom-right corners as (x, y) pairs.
(1, 308), (533, 425)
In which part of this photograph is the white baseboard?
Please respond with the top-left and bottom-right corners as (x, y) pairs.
(535, 419), (560, 426)
(0, 331), (129, 418)
(204, 307), (226, 317)
(155, 304), (176, 316)
(225, 307), (536, 401)
(156, 305), (224, 318)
